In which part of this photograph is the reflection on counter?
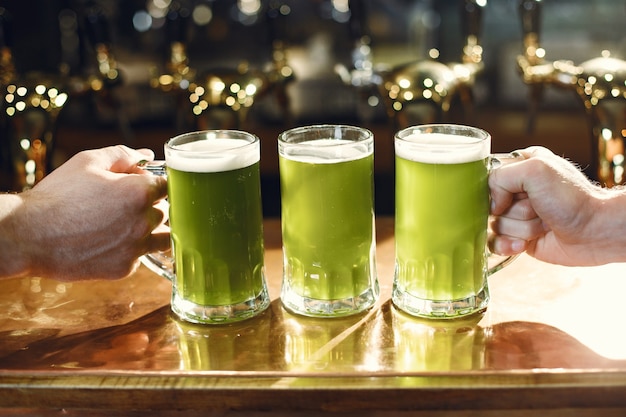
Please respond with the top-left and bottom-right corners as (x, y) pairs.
(0, 294), (624, 373)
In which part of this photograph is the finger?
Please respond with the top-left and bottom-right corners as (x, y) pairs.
(489, 158), (543, 216)
(489, 234), (527, 257)
(499, 197), (537, 220)
(94, 145), (157, 174)
(491, 215), (546, 242)
(145, 175), (168, 203)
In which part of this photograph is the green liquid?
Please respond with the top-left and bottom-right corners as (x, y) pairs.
(279, 154), (375, 300)
(395, 156), (489, 301)
(167, 162), (264, 306)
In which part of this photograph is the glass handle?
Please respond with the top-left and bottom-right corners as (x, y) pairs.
(139, 160), (174, 281)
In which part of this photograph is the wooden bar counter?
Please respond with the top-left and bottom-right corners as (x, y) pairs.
(1, 217), (626, 416)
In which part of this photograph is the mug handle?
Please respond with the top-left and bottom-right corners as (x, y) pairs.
(487, 152), (525, 275)
(139, 160), (175, 281)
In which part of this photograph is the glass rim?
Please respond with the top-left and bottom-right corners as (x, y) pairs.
(166, 129), (259, 152)
(278, 124), (373, 146)
(394, 124), (490, 144)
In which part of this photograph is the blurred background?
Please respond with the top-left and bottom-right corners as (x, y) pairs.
(0, 0), (624, 216)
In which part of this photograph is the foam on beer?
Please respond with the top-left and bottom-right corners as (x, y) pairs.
(281, 139), (372, 163)
(395, 133), (490, 164)
(166, 138), (259, 173)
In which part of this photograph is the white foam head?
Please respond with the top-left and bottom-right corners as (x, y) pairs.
(395, 132), (490, 164)
(280, 138), (372, 163)
(165, 137), (259, 173)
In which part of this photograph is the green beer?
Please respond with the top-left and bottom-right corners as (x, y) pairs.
(279, 127), (378, 317)
(165, 133), (268, 323)
(393, 127), (490, 318)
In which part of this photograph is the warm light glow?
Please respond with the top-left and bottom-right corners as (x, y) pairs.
(245, 83), (257, 96)
(367, 96), (379, 107)
(331, 0), (349, 13)
(535, 48), (546, 59)
(25, 160), (36, 174)
(192, 5), (213, 26)
(238, 0), (261, 15)
(54, 93), (68, 107)
(208, 80), (223, 93)
(398, 78), (411, 89)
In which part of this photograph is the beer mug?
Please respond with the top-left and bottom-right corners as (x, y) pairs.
(142, 130), (270, 324)
(393, 124), (516, 319)
(278, 125), (379, 317)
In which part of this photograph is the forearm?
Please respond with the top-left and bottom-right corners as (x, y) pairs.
(587, 188), (626, 265)
(0, 193), (32, 279)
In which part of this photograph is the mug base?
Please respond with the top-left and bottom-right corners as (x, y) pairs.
(391, 285), (489, 319)
(280, 283), (379, 318)
(171, 285), (271, 325)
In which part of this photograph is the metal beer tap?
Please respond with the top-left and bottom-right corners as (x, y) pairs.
(334, 0), (382, 123)
(517, 0), (626, 186)
(0, 2), (131, 191)
(152, 0), (294, 131)
(377, 0), (486, 129)
(149, 2), (197, 130)
(0, 6), (72, 191)
(81, 1), (134, 142)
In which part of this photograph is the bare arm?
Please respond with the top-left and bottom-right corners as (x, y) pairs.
(0, 145), (169, 281)
(489, 146), (626, 266)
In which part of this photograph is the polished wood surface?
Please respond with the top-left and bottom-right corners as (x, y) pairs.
(1, 217), (626, 415)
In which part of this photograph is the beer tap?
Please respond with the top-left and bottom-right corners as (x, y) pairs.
(152, 0), (293, 130)
(377, 0), (486, 128)
(334, 0), (382, 123)
(150, 1), (197, 130)
(0, 2), (131, 191)
(0, 5), (15, 189)
(0, 5), (13, 86)
(263, 0), (295, 125)
(0, 5), (72, 191)
(517, 0), (626, 186)
(189, 0), (291, 130)
(81, 1), (134, 142)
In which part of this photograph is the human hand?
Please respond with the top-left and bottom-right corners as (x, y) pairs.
(488, 146), (622, 266)
(12, 145), (169, 280)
